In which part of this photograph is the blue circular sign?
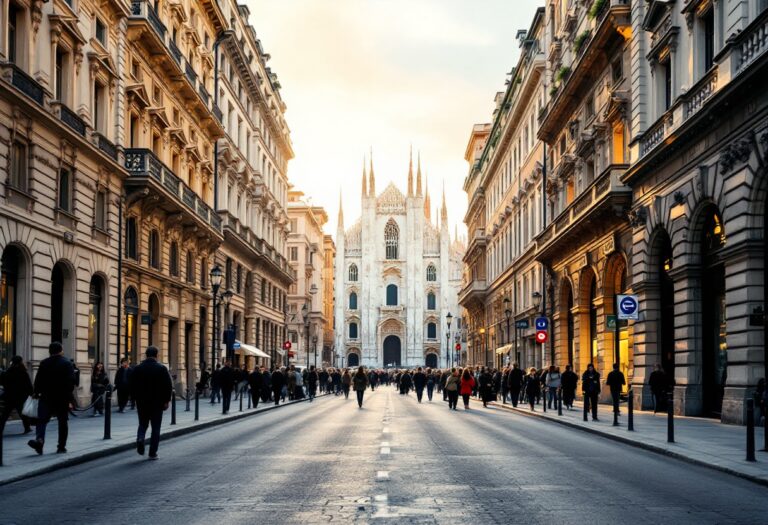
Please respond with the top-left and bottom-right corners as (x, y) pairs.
(619, 296), (638, 315)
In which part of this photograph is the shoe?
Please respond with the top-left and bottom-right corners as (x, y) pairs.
(137, 438), (145, 456)
(27, 440), (43, 455)
(148, 454), (158, 460)
(56, 447), (67, 454)
(22, 427), (32, 435)
(593, 418), (599, 421)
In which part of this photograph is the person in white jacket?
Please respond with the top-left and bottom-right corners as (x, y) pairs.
(544, 366), (562, 410)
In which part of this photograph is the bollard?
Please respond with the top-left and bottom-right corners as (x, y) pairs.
(558, 388), (563, 416)
(613, 400), (619, 427)
(194, 388), (199, 421)
(186, 389), (191, 412)
(667, 392), (674, 443)
(104, 389), (112, 440)
(627, 390), (634, 431)
(239, 388), (244, 412)
(747, 398), (756, 462)
(171, 390), (177, 425)
(764, 400), (768, 452)
(247, 389), (251, 409)
(543, 389), (547, 413)
(583, 394), (589, 422)
(1, 422), (5, 466)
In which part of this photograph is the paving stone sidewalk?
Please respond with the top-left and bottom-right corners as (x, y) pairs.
(481, 395), (768, 485)
(0, 392), (325, 486)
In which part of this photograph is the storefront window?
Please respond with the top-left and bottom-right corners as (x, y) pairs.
(88, 277), (103, 363)
(124, 287), (139, 363)
(0, 248), (19, 370)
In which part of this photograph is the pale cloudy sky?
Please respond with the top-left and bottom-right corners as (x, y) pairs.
(245, 0), (543, 237)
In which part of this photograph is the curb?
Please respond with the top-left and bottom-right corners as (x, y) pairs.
(0, 393), (328, 487)
(482, 399), (768, 488)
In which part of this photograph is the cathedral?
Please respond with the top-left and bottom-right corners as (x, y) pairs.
(334, 151), (466, 369)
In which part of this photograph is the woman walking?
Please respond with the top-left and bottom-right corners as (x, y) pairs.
(479, 367), (494, 408)
(0, 355), (33, 433)
(545, 366), (561, 409)
(525, 368), (540, 411)
(90, 362), (110, 416)
(341, 368), (352, 399)
(426, 369), (436, 402)
(444, 368), (460, 410)
(459, 369), (476, 410)
(352, 366), (369, 408)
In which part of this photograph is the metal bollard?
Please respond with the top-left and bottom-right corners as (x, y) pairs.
(613, 399), (619, 427)
(583, 394), (589, 422)
(104, 389), (112, 440)
(747, 398), (756, 462)
(194, 388), (199, 421)
(627, 390), (634, 432)
(171, 390), (177, 425)
(1, 422), (5, 466)
(186, 389), (191, 412)
(667, 392), (674, 443)
(247, 389), (251, 409)
(558, 388), (563, 416)
(239, 388), (244, 412)
(543, 389), (547, 413)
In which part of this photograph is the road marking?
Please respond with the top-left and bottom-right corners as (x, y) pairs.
(382, 427), (390, 433)
(380, 441), (390, 447)
(380, 447), (390, 455)
(376, 471), (389, 481)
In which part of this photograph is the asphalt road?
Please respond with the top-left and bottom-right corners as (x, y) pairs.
(0, 387), (766, 524)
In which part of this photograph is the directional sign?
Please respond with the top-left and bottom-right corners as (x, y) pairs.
(515, 319), (530, 329)
(617, 294), (639, 320)
(534, 317), (549, 330)
(606, 315), (617, 331)
(233, 341), (241, 350)
(535, 330), (548, 344)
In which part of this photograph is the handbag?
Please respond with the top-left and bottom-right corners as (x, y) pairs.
(22, 396), (39, 418)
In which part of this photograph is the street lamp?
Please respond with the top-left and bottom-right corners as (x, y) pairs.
(532, 291), (543, 312)
(479, 326), (487, 368)
(445, 312), (453, 368)
(312, 335), (318, 368)
(302, 302), (310, 369)
(504, 297), (512, 346)
(210, 265), (223, 368)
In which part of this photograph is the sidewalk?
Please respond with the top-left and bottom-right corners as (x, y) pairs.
(483, 396), (768, 485)
(0, 392), (324, 486)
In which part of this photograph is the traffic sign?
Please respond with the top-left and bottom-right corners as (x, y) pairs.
(515, 319), (530, 329)
(606, 315), (617, 331)
(534, 317), (549, 330)
(233, 341), (241, 350)
(617, 294), (639, 320)
(535, 330), (548, 344)
(455, 343), (461, 351)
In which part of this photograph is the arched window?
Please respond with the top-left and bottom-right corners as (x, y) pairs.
(125, 217), (137, 260)
(386, 284), (398, 306)
(348, 264), (358, 282)
(427, 322), (437, 339)
(200, 257), (208, 288)
(169, 242), (179, 277)
(87, 276), (104, 362)
(349, 322), (358, 339)
(186, 251), (195, 283)
(349, 292), (358, 310)
(426, 264), (437, 282)
(385, 219), (399, 260)
(149, 230), (160, 269)
(124, 287), (139, 363)
(427, 292), (436, 310)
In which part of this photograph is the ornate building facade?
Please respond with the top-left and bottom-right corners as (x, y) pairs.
(335, 153), (465, 368)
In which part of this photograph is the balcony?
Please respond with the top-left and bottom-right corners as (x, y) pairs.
(466, 227), (487, 254)
(536, 164), (631, 261)
(458, 279), (487, 309)
(2, 63), (44, 106)
(219, 211), (294, 282)
(124, 148), (221, 236)
(56, 104), (86, 136)
(93, 132), (118, 160)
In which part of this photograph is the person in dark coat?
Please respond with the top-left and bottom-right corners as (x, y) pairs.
(413, 367), (427, 403)
(426, 369), (436, 402)
(114, 358), (133, 412)
(648, 363), (668, 413)
(560, 364), (578, 410)
(507, 363), (524, 408)
(306, 365), (319, 402)
(501, 367), (510, 404)
(368, 370), (378, 391)
(209, 364), (221, 404)
(28, 342), (76, 455)
(0, 355), (33, 433)
(492, 370), (502, 399)
(479, 367), (494, 408)
(196, 363), (210, 397)
(129, 346), (173, 459)
(319, 369), (329, 393)
(525, 368), (540, 411)
(248, 367), (264, 409)
(271, 368), (285, 405)
(582, 363), (601, 421)
(261, 368), (272, 402)
(218, 360), (236, 414)
(399, 370), (413, 395)
(90, 362), (110, 416)
(606, 363), (626, 415)
(352, 366), (369, 408)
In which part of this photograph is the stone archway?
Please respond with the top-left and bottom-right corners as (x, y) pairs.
(383, 335), (401, 367)
(425, 353), (438, 368)
(347, 352), (360, 367)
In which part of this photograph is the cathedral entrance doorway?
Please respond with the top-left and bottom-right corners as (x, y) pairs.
(383, 335), (401, 367)
(425, 353), (438, 368)
(347, 353), (359, 367)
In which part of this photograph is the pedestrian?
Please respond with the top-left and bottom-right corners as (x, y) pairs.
(459, 368), (475, 410)
(507, 363), (524, 408)
(271, 367), (285, 405)
(606, 363), (625, 415)
(582, 363), (601, 421)
(544, 365), (561, 409)
(332, 368), (342, 395)
(196, 363), (210, 398)
(501, 367), (510, 404)
(261, 367), (272, 403)
(369, 369), (378, 391)
(90, 362), (109, 416)
(561, 364), (578, 410)
(294, 367), (304, 399)
(248, 367), (264, 409)
(426, 368), (436, 402)
(413, 367), (427, 403)
(0, 355), (33, 434)
(307, 365), (319, 402)
(28, 342), (76, 455)
(341, 368), (352, 399)
(492, 369), (502, 400)
(114, 358), (133, 413)
(287, 365), (297, 400)
(400, 370), (413, 395)
(353, 366), (369, 408)
(525, 368), (540, 411)
(209, 364), (221, 404)
(129, 346), (173, 460)
(219, 360), (236, 414)
(479, 367), (494, 408)
(444, 368), (460, 410)
(648, 363), (667, 413)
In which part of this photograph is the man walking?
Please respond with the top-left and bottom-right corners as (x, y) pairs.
(561, 364), (578, 410)
(130, 346), (173, 460)
(507, 363), (524, 408)
(248, 367), (264, 409)
(114, 358), (132, 413)
(582, 363), (601, 421)
(209, 364), (221, 404)
(271, 367), (285, 405)
(606, 363), (626, 415)
(413, 367), (427, 403)
(306, 365), (319, 402)
(219, 360), (236, 414)
(28, 342), (76, 455)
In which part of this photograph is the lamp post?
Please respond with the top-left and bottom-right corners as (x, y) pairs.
(445, 312), (453, 368)
(209, 265), (223, 368)
(504, 297), (512, 366)
(532, 291), (543, 367)
(309, 283), (318, 366)
(302, 302), (309, 369)
(312, 336), (318, 367)
(479, 327), (487, 368)
(221, 290), (233, 362)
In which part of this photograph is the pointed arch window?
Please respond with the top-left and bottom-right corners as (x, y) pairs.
(427, 322), (437, 339)
(348, 264), (358, 282)
(349, 292), (358, 310)
(385, 219), (399, 260)
(427, 292), (436, 310)
(386, 284), (398, 306)
(426, 264), (437, 282)
(349, 322), (358, 339)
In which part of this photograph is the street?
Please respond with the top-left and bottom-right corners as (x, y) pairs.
(0, 388), (766, 525)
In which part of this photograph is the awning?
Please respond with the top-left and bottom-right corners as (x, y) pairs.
(219, 341), (271, 360)
(495, 344), (513, 355)
(276, 348), (286, 356)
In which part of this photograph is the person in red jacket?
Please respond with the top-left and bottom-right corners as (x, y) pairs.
(459, 369), (476, 410)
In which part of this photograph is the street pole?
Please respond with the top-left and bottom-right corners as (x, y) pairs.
(211, 292), (218, 369)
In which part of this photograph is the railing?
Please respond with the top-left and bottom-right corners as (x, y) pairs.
(684, 68), (717, 118)
(736, 7), (768, 74)
(95, 133), (118, 160)
(168, 38), (182, 66)
(640, 115), (667, 156)
(198, 84), (210, 105)
(8, 64), (44, 105)
(60, 105), (86, 136)
(185, 61), (197, 86)
(212, 104), (223, 122)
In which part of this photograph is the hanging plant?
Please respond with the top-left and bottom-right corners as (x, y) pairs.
(588, 0), (608, 20)
(574, 30), (591, 54)
(556, 66), (571, 83)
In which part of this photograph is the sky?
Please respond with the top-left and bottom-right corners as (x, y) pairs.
(246, 0), (544, 238)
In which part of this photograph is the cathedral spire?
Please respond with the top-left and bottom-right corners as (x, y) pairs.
(424, 175), (431, 222)
(416, 152), (423, 197)
(361, 155), (367, 198)
(441, 181), (448, 225)
(368, 148), (376, 196)
(407, 146), (414, 197)
(338, 188), (344, 228)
